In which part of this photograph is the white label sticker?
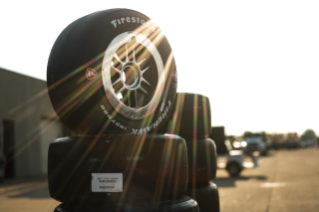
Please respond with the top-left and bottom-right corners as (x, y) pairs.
(91, 173), (123, 192)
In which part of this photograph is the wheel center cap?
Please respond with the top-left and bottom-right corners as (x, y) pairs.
(122, 63), (140, 89)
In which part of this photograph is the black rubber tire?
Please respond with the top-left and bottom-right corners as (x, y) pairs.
(54, 195), (199, 212)
(261, 149), (268, 156)
(226, 162), (242, 177)
(48, 135), (188, 202)
(185, 182), (220, 212)
(185, 138), (217, 184)
(157, 93), (211, 137)
(47, 9), (177, 135)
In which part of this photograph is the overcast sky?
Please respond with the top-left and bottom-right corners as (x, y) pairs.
(1, 0), (318, 136)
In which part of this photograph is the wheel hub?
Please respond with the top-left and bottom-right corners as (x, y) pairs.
(120, 60), (144, 91)
(122, 64), (140, 88)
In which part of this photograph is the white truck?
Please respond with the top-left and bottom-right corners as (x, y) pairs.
(243, 132), (270, 155)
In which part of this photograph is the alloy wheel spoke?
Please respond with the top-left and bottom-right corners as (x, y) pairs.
(142, 78), (151, 86)
(112, 77), (122, 86)
(116, 86), (125, 95)
(114, 54), (125, 66)
(111, 65), (122, 74)
(141, 66), (150, 74)
(138, 87), (148, 95)
(127, 90), (131, 107)
(137, 58), (146, 66)
(125, 44), (129, 63)
(133, 48), (136, 62)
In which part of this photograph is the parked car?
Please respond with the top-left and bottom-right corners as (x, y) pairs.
(211, 127), (259, 177)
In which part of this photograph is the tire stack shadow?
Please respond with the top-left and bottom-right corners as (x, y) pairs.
(0, 176), (51, 199)
(214, 175), (267, 188)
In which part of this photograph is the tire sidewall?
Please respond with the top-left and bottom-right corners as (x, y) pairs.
(48, 9), (177, 135)
(227, 163), (241, 177)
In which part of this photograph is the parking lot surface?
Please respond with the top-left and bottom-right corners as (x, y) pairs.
(215, 148), (319, 212)
(0, 148), (318, 212)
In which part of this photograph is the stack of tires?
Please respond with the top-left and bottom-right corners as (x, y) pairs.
(159, 93), (220, 212)
(47, 9), (200, 212)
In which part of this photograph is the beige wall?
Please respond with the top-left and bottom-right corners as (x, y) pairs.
(0, 68), (62, 178)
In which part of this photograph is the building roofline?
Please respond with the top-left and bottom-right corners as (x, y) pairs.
(0, 66), (46, 82)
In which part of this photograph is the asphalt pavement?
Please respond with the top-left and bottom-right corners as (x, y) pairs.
(0, 148), (318, 212)
(215, 148), (319, 212)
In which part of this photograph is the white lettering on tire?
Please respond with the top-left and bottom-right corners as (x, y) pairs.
(110, 17), (157, 32)
(100, 105), (127, 130)
(130, 100), (172, 135)
(111, 20), (117, 28)
(100, 100), (171, 133)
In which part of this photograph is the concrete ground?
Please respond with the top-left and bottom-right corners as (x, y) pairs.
(0, 148), (318, 212)
(215, 148), (319, 212)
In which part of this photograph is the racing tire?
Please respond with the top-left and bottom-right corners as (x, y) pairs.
(185, 182), (220, 212)
(157, 93), (211, 137)
(48, 134), (188, 202)
(47, 9), (177, 135)
(54, 195), (199, 212)
(184, 137), (217, 184)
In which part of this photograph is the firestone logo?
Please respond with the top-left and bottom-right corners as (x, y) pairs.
(172, 71), (177, 81)
(110, 17), (157, 32)
(86, 68), (97, 80)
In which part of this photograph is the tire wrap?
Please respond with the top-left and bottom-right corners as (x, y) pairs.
(48, 135), (188, 202)
(185, 137), (217, 184)
(155, 93), (216, 183)
(185, 183), (220, 212)
(157, 93), (211, 137)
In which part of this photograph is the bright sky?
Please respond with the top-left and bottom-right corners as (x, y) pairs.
(1, 0), (318, 136)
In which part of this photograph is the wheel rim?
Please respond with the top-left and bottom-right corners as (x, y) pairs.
(102, 32), (165, 120)
(229, 165), (239, 175)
